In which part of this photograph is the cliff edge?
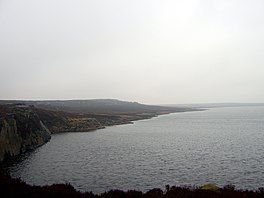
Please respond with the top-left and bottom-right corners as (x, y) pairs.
(0, 100), (198, 162)
(0, 105), (51, 162)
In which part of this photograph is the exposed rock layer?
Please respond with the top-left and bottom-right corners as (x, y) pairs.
(0, 105), (51, 161)
(0, 100), (199, 162)
(35, 108), (105, 133)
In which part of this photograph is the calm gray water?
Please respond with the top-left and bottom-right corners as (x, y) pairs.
(4, 106), (264, 193)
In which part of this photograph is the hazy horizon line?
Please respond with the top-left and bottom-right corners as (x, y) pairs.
(1, 98), (264, 106)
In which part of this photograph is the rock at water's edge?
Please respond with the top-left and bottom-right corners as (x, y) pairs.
(0, 105), (51, 162)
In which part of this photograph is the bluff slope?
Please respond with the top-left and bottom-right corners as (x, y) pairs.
(0, 105), (107, 162)
(0, 100), (197, 162)
(0, 99), (194, 115)
(0, 105), (51, 162)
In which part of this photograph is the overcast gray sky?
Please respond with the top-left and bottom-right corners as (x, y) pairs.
(1, 0), (264, 104)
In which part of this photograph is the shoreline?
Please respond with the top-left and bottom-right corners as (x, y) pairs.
(2, 107), (263, 197)
(71, 108), (206, 133)
(0, 108), (203, 164)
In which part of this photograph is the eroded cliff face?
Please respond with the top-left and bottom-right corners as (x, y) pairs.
(0, 104), (111, 162)
(0, 105), (51, 162)
(0, 102), (176, 162)
(35, 108), (105, 133)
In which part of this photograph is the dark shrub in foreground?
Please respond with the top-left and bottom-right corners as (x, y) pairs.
(0, 172), (263, 198)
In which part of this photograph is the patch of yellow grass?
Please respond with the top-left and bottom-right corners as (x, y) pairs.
(200, 184), (220, 191)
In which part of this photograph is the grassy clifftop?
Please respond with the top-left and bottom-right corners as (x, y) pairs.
(0, 99), (195, 114)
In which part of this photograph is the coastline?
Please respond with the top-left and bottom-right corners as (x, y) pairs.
(2, 106), (263, 197)
(0, 103), (200, 163)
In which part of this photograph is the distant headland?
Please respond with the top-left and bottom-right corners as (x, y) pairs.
(0, 99), (198, 162)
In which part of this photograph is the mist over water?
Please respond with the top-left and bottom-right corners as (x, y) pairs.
(4, 106), (264, 193)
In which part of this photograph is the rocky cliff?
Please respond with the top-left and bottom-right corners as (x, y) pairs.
(0, 100), (198, 162)
(35, 108), (105, 133)
(0, 105), (51, 162)
(0, 104), (110, 162)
